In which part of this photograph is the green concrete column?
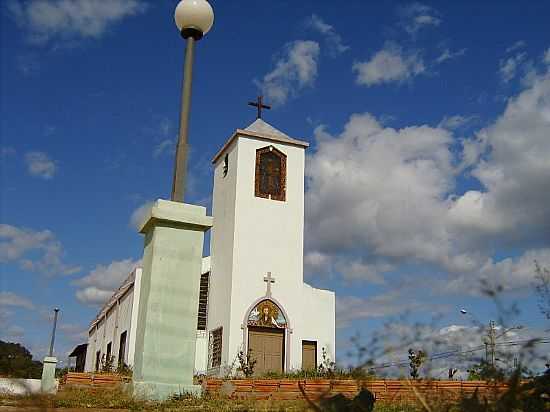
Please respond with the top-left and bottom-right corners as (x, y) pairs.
(40, 356), (57, 394)
(132, 200), (212, 400)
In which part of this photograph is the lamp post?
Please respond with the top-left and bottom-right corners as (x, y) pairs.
(48, 307), (60, 357)
(41, 307), (60, 394)
(171, 0), (214, 202)
(130, 2), (214, 399)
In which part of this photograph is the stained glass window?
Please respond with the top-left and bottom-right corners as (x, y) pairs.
(255, 146), (286, 201)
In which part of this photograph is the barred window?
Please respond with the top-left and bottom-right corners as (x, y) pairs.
(210, 327), (222, 368)
(197, 272), (210, 330)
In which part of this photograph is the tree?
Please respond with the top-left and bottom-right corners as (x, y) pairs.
(0, 340), (43, 378)
(408, 348), (426, 379)
(467, 360), (506, 381)
(534, 262), (550, 320)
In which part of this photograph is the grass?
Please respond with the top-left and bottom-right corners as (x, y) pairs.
(0, 387), (429, 411)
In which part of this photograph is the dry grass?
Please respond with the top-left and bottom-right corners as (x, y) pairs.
(0, 387), (432, 411)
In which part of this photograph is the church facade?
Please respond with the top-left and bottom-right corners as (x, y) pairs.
(84, 120), (335, 376)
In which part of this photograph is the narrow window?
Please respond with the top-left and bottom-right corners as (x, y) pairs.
(197, 272), (210, 330)
(95, 351), (101, 372)
(223, 153), (229, 177)
(118, 331), (127, 367)
(210, 327), (223, 368)
(106, 342), (112, 363)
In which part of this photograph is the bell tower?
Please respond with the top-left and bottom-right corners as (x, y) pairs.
(206, 118), (310, 372)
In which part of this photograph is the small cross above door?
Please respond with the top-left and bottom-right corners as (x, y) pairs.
(263, 272), (276, 297)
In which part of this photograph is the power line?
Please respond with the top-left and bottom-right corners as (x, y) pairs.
(365, 337), (550, 371)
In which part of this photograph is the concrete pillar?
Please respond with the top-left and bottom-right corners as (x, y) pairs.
(132, 200), (212, 400)
(40, 356), (58, 394)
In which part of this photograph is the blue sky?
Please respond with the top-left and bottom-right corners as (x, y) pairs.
(1, 0), (549, 374)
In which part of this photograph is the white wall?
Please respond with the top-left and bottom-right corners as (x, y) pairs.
(194, 331), (209, 374)
(84, 270), (139, 372)
(127, 267), (142, 367)
(299, 283), (336, 368)
(0, 378), (46, 395)
(207, 138), (239, 373)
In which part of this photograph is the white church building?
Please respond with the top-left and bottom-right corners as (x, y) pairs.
(84, 119), (335, 376)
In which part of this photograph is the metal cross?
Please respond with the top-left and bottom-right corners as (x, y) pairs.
(248, 96), (271, 119)
(263, 272), (276, 297)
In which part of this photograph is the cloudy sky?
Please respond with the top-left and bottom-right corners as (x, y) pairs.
(1, 0), (549, 372)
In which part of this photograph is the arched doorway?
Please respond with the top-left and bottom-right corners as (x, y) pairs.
(245, 299), (288, 375)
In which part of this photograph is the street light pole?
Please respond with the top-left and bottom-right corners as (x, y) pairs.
(48, 308), (60, 357)
(170, 0), (214, 203)
(171, 37), (195, 202)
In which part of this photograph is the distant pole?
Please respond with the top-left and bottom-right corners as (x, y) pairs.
(48, 308), (60, 357)
(488, 320), (496, 367)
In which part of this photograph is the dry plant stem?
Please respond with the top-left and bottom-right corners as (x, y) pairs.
(298, 381), (322, 412)
(405, 379), (433, 412)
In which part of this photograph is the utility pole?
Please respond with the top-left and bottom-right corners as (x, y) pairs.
(487, 320), (496, 367)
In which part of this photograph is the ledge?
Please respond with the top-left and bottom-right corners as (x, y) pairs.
(139, 199), (213, 234)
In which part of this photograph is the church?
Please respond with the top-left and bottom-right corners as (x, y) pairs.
(84, 118), (336, 376)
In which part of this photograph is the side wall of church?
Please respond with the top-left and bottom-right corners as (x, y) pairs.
(297, 284), (336, 367)
(84, 279), (137, 372)
(208, 139), (239, 371)
(226, 136), (306, 370)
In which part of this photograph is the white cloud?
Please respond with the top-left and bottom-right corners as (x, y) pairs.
(305, 68), (550, 293)
(544, 48), (550, 65)
(0, 325), (25, 339)
(435, 48), (467, 64)
(0, 292), (35, 310)
(258, 40), (320, 105)
(153, 139), (175, 158)
(8, 0), (147, 45)
(336, 292), (447, 329)
(306, 113), (455, 268)
(398, 3), (442, 35)
(437, 114), (477, 130)
(59, 323), (88, 343)
(129, 201), (153, 230)
(74, 258), (140, 305)
(506, 40), (526, 54)
(353, 43), (425, 86)
(307, 14), (349, 56)
(0, 224), (80, 275)
(449, 69), (550, 238)
(1, 147), (16, 158)
(499, 52), (527, 83)
(24, 151), (56, 179)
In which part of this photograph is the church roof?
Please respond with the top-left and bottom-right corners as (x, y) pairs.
(212, 119), (309, 164)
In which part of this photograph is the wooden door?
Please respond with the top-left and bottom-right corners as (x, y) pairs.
(248, 327), (284, 376)
(302, 341), (317, 370)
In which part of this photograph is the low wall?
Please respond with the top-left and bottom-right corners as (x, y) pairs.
(61, 372), (129, 389)
(0, 378), (50, 395)
(204, 379), (512, 402)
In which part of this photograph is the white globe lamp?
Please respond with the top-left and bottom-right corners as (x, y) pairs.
(174, 0), (214, 40)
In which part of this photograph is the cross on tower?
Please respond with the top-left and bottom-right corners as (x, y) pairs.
(263, 272), (276, 297)
(248, 96), (271, 119)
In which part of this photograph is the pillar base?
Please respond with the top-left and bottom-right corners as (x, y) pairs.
(132, 200), (212, 401)
(133, 380), (202, 400)
(40, 356), (58, 394)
